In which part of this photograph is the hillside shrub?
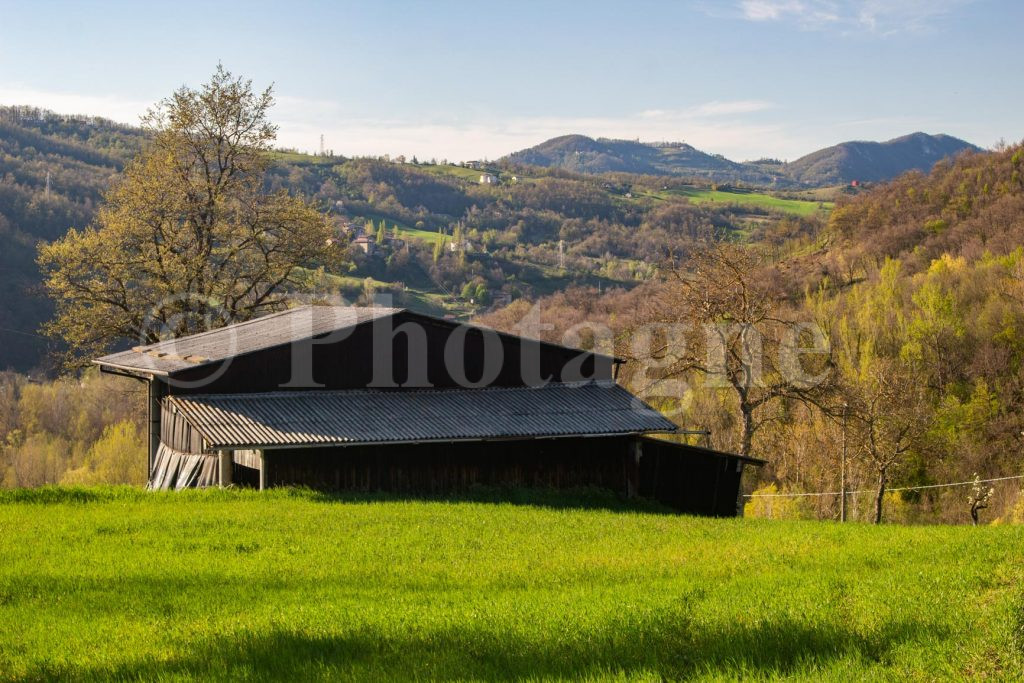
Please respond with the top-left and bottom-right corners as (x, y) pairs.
(61, 420), (146, 486)
(743, 483), (814, 520)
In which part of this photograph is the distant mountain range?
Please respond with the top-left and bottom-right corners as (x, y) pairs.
(504, 132), (981, 186)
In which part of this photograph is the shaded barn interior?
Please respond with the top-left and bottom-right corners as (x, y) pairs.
(637, 437), (760, 517)
(235, 438), (758, 517)
(240, 438), (637, 493)
(97, 305), (763, 516)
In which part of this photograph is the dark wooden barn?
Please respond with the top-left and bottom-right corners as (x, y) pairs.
(95, 305), (762, 516)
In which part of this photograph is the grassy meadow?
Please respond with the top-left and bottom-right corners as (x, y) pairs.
(1, 487), (1023, 681)
(392, 223), (448, 245)
(653, 187), (833, 217)
(419, 163), (499, 183)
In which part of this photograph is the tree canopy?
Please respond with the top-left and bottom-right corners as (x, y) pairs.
(37, 66), (343, 366)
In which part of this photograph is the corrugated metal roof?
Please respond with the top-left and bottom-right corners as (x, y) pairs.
(168, 382), (677, 450)
(94, 305), (401, 376)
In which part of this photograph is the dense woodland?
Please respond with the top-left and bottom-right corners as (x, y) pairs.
(0, 107), (144, 368)
(479, 143), (1024, 524)
(2, 103), (1022, 524)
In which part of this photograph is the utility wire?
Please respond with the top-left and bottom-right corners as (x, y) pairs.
(0, 325), (48, 340)
(742, 474), (1024, 498)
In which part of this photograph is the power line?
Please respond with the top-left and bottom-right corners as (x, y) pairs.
(0, 325), (48, 340)
(743, 474), (1024, 499)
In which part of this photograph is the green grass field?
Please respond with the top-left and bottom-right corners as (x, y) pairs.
(357, 213), (447, 246)
(2, 487), (1022, 681)
(312, 272), (464, 318)
(393, 224), (446, 245)
(418, 163), (497, 183)
(653, 188), (833, 217)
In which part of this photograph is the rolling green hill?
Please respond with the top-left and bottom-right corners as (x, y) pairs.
(1, 487), (1022, 681)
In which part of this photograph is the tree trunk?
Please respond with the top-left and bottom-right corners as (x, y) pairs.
(739, 403), (754, 458)
(873, 468), (887, 524)
(840, 404), (848, 522)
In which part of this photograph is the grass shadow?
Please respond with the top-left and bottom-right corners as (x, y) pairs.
(0, 485), (678, 515)
(0, 485), (146, 505)
(14, 612), (947, 681)
(290, 485), (679, 515)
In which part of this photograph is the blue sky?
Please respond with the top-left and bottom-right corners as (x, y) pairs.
(0, 0), (1019, 161)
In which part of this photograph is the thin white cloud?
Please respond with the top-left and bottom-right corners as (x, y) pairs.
(729, 0), (972, 35)
(854, 0), (969, 36)
(273, 97), (803, 163)
(690, 100), (777, 116)
(741, 0), (817, 21)
(0, 85), (151, 125)
(637, 101), (776, 120)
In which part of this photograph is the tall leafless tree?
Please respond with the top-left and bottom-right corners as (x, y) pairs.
(627, 243), (834, 457)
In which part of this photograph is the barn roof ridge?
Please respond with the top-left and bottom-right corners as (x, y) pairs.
(94, 304), (403, 376)
(133, 304), (402, 353)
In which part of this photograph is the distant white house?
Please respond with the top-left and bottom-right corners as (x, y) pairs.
(353, 234), (376, 255)
(479, 173), (498, 185)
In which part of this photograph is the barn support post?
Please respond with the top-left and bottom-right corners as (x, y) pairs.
(258, 450), (268, 490)
(734, 458), (746, 516)
(218, 450), (232, 488)
(147, 379), (166, 478)
(626, 439), (642, 498)
(711, 457), (724, 515)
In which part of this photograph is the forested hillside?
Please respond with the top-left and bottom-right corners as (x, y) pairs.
(479, 143), (1024, 523)
(785, 132), (981, 185)
(0, 107), (828, 372)
(504, 134), (778, 184)
(0, 106), (144, 370)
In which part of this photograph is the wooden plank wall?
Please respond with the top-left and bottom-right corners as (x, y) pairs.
(159, 401), (205, 454)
